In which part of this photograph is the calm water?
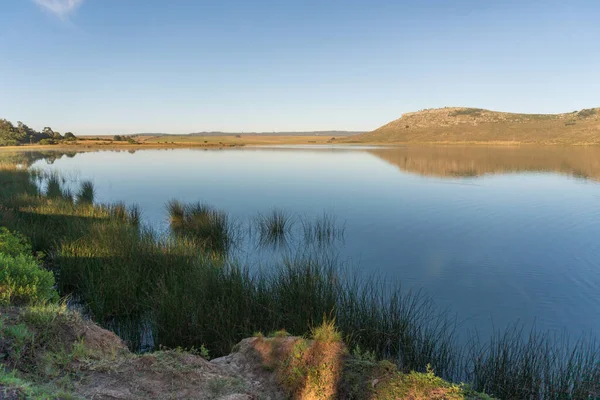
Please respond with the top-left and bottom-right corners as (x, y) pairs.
(12, 146), (600, 338)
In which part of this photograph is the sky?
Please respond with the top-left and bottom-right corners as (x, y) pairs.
(1, 0), (599, 135)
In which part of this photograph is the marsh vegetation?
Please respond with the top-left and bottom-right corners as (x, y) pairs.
(0, 162), (599, 399)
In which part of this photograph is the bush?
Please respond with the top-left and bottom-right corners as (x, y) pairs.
(450, 108), (483, 117)
(0, 227), (32, 257)
(0, 139), (19, 147)
(0, 253), (58, 305)
(578, 108), (597, 119)
(0, 228), (58, 306)
(38, 139), (56, 145)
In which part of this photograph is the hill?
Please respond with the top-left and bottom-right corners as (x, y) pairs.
(352, 107), (600, 145)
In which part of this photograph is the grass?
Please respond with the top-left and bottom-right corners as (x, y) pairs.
(466, 325), (600, 399)
(0, 366), (78, 400)
(167, 200), (236, 254)
(75, 180), (95, 204)
(255, 208), (295, 248)
(1, 162), (599, 399)
(249, 322), (492, 400)
(0, 304), (98, 399)
(301, 212), (345, 246)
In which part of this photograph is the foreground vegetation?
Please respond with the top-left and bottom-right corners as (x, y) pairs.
(1, 162), (599, 398)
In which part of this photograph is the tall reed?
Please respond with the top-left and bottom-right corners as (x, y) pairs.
(75, 180), (95, 204)
(301, 212), (345, 246)
(167, 200), (236, 254)
(254, 209), (294, 248)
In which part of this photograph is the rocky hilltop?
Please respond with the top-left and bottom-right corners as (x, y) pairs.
(353, 107), (600, 144)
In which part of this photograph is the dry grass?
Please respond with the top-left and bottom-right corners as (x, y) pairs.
(248, 322), (347, 400)
(0, 134), (337, 151)
(142, 134), (335, 146)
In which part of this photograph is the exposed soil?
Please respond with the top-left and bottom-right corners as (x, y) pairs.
(72, 337), (286, 400)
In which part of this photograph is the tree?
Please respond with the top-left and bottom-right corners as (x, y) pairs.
(0, 119), (18, 146)
(16, 122), (36, 144)
(63, 132), (76, 141)
(42, 127), (54, 138)
(53, 131), (63, 140)
(0, 119), (15, 136)
(113, 135), (123, 141)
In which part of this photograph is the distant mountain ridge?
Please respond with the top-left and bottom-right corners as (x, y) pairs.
(353, 107), (600, 145)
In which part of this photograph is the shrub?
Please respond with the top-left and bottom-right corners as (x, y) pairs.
(0, 252), (58, 306)
(0, 228), (57, 305)
(578, 108), (597, 119)
(0, 227), (32, 257)
(38, 139), (56, 145)
(0, 139), (19, 146)
(450, 108), (483, 117)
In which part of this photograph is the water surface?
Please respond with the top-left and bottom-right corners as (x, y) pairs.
(7, 145), (600, 339)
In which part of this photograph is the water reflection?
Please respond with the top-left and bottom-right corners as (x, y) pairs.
(1, 145), (599, 341)
(368, 145), (600, 180)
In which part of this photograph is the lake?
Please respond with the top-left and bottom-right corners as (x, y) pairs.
(7, 145), (600, 339)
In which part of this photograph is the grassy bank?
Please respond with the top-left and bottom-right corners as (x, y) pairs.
(1, 163), (599, 399)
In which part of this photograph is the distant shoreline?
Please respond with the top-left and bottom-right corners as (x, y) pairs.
(2, 135), (600, 152)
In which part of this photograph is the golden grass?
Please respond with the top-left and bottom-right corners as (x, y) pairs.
(142, 134), (335, 146)
(0, 134), (338, 151)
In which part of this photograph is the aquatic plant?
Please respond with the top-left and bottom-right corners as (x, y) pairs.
(301, 212), (345, 246)
(75, 180), (95, 204)
(254, 208), (294, 248)
(466, 325), (600, 399)
(167, 201), (236, 254)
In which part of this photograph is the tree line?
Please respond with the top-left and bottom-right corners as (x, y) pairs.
(0, 119), (76, 146)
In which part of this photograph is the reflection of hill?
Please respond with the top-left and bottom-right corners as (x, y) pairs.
(368, 146), (600, 181)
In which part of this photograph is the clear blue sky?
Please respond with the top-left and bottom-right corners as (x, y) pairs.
(1, 0), (599, 135)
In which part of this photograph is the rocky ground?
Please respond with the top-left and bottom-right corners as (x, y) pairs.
(0, 307), (492, 399)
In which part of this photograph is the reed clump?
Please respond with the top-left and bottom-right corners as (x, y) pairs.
(167, 200), (235, 254)
(75, 180), (95, 204)
(301, 212), (345, 246)
(255, 209), (294, 248)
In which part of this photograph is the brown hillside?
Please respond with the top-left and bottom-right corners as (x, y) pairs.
(353, 107), (600, 145)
